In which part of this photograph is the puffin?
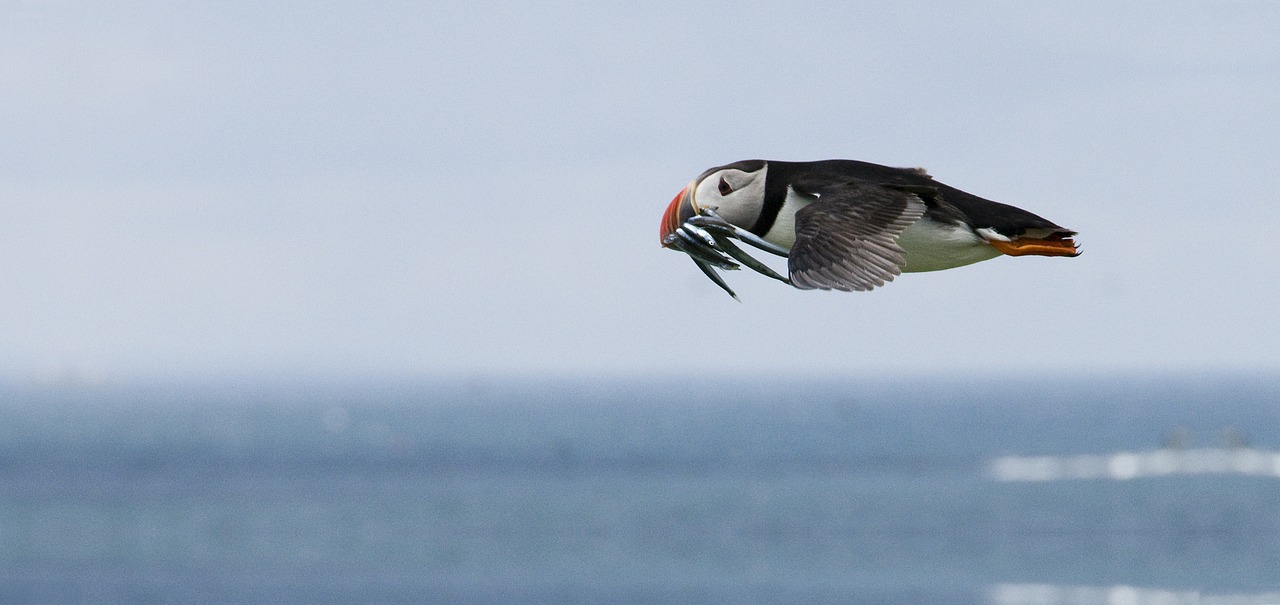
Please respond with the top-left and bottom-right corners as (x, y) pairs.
(660, 159), (1078, 299)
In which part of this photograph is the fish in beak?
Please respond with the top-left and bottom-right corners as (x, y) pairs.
(659, 180), (792, 300)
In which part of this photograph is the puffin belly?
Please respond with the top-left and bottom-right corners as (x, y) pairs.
(898, 217), (1001, 273)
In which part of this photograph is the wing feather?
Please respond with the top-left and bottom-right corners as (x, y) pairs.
(788, 181), (927, 291)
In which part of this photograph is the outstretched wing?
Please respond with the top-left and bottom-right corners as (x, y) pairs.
(788, 181), (927, 291)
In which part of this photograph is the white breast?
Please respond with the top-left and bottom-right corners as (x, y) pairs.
(761, 187), (816, 249)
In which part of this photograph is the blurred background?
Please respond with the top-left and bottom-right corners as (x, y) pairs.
(2, 1), (1278, 603)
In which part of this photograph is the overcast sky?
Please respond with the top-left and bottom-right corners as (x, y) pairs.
(2, 1), (1278, 383)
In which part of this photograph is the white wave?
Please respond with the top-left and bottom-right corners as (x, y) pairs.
(988, 448), (1280, 482)
(988, 583), (1280, 605)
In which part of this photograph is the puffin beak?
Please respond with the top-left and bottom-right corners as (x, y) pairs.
(660, 181), (697, 247)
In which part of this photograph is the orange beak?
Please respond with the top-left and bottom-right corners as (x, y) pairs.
(660, 181), (697, 246)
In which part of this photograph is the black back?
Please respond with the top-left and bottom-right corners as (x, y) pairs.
(752, 159), (1068, 238)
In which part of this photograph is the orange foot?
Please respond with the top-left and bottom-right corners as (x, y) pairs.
(988, 234), (1080, 257)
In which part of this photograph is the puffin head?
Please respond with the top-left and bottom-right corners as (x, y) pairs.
(660, 160), (769, 247)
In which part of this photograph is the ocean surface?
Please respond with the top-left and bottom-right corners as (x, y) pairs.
(1, 374), (1278, 604)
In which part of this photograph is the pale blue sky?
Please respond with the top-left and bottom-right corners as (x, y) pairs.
(2, 1), (1278, 382)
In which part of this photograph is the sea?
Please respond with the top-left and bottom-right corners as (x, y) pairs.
(1, 374), (1278, 604)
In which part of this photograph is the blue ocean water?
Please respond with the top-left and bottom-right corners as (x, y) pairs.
(1, 375), (1278, 604)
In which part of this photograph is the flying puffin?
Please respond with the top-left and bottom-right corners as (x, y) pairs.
(660, 159), (1078, 299)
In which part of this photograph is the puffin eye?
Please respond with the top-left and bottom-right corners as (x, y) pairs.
(718, 176), (733, 196)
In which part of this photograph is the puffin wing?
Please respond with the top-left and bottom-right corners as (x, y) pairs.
(788, 181), (927, 291)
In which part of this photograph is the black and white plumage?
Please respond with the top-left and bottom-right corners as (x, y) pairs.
(660, 159), (1079, 298)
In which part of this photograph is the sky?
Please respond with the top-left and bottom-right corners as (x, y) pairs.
(2, 1), (1278, 383)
